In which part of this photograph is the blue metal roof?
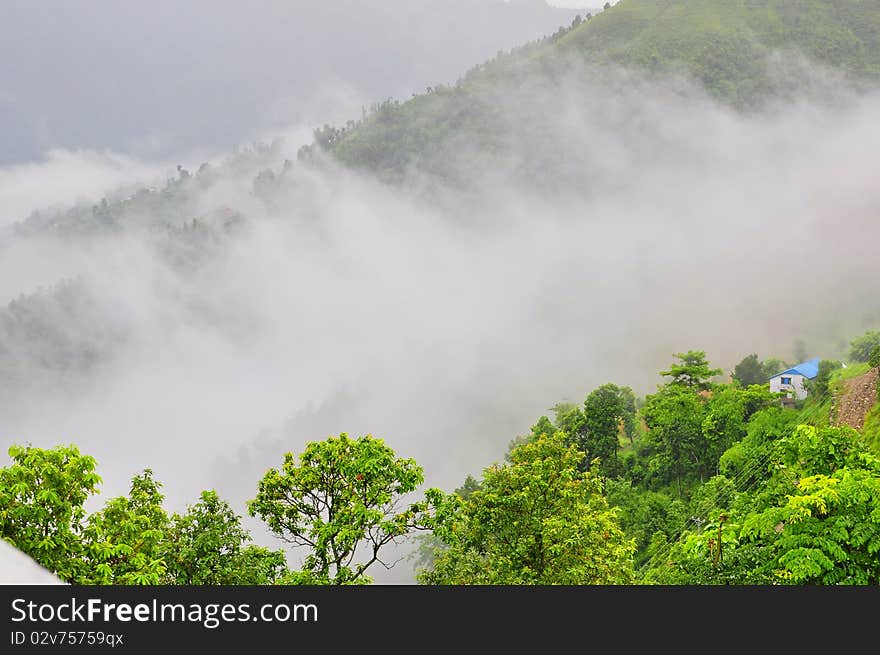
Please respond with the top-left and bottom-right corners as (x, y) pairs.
(770, 358), (821, 380)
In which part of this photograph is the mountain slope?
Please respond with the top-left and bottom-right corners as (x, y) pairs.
(835, 368), (879, 432)
(557, 0), (880, 102)
(312, 0), (880, 184)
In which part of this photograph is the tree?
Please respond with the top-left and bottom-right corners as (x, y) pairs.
(718, 406), (798, 485)
(581, 384), (630, 475)
(804, 359), (841, 400)
(701, 385), (775, 475)
(737, 425), (880, 584)
(732, 353), (765, 387)
(870, 345), (880, 400)
(419, 432), (635, 585)
(530, 415), (555, 441)
(313, 124), (346, 150)
(247, 433), (425, 584)
(80, 470), (169, 584)
(503, 415), (554, 460)
(605, 478), (688, 566)
(753, 468), (880, 584)
(641, 359), (772, 491)
(761, 357), (788, 379)
(453, 475), (481, 500)
(165, 490), (287, 585)
(660, 351), (722, 391)
(641, 386), (707, 494)
(551, 384), (635, 475)
(849, 330), (880, 363)
(644, 520), (779, 585)
(0, 444), (100, 581)
(655, 424), (880, 585)
(618, 386), (638, 446)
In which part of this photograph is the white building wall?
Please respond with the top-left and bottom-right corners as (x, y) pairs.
(769, 373), (808, 400)
(0, 539), (65, 584)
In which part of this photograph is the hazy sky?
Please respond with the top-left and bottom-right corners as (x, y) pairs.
(0, 0), (587, 165)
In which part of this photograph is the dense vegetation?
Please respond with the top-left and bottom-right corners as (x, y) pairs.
(4, 329), (878, 585)
(301, 0), (880, 185)
(557, 0), (880, 101)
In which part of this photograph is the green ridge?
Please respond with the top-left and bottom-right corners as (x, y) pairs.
(315, 0), (880, 182)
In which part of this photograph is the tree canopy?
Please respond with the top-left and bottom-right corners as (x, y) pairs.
(850, 330), (880, 363)
(418, 432), (635, 585)
(247, 433), (425, 584)
(659, 351), (722, 391)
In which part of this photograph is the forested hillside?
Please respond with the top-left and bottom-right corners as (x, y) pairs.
(308, 0), (880, 185)
(558, 0), (880, 99)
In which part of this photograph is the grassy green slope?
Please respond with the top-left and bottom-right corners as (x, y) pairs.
(318, 0), (880, 181)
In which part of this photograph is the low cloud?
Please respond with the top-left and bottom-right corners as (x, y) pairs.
(1, 60), (878, 582)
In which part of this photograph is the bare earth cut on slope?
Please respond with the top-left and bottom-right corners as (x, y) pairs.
(835, 369), (879, 432)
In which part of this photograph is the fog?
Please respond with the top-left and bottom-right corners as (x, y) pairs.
(0, 0), (588, 165)
(2, 28), (880, 581)
(0, 150), (168, 234)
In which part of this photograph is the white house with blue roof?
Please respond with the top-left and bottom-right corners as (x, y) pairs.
(768, 358), (820, 400)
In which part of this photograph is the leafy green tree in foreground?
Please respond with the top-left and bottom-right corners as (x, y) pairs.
(419, 432), (635, 584)
(248, 433), (425, 584)
(647, 425), (880, 585)
(1, 445), (288, 585)
(80, 469), (169, 584)
(165, 490), (287, 585)
(739, 424), (880, 584)
(0, 444), (100, 581)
